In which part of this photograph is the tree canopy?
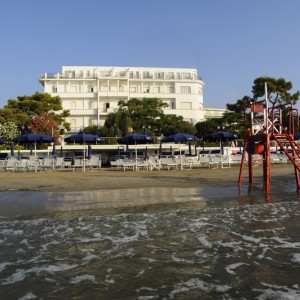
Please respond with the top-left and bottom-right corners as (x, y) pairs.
(102, 97), (195, 137)
(0, 92), (70, 133)
(252, 77), (300, 106)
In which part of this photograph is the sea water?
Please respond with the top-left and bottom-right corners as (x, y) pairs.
(1, 193), (300, 300)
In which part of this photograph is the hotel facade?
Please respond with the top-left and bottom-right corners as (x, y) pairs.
(39, 66), (206, 132)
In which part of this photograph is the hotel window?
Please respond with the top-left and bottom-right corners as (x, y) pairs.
(180, 86), (191, 94)
(52, 86), (57, 93)
(154, 86), (160, 93)
(69, 86), (77, 93)
(130, 86), (137, 93)
(70, 101), (76, 109)
(181, 102), (192, 109)
(143, 71), (152, 78)
(155, 72), (164, 79)
(89, 101), (97, 109)
(171, 100), (176, 109)
(182, 73), (192, 79)
(167, 72), (175, 79)
(167, 85), (174, 93)
(104, 103), (110, 112)
(91, 119), (97, 126)
(70, 119), (76, 128)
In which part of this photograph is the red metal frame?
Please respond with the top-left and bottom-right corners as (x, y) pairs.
(238, 100), (300, 192)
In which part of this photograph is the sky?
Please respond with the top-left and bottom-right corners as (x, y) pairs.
(0, 0), (300, 109)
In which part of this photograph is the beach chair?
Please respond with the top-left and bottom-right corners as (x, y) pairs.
(208, 156), (221, 168)
(135, 158), (149, 171)
(119, 158), (136, 171)
(88, 155), (102, 170)
(219, 156), (231, 168)
(3, 157), (18, 172)
(148, 156), (161, 171)
(160, 157), (179, 170)
(72, 158), (84, 171)
(41, 157), (55, 171)
(26, 157), (40, 172)
(15, 158), (28, 172)
(175, 157), (193, 170)
(270, 153), (281, 163)
(54, 157), (65, 169)
(199, 155), (219, 168)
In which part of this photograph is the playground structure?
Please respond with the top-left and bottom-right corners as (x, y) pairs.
(238, 84), (300, 192)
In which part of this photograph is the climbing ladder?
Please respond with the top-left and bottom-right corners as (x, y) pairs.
(238, 86), (300, 192)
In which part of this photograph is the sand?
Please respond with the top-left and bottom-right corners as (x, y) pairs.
(0, 164), (297, 218)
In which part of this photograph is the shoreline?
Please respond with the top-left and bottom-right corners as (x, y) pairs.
(0, 164), (298, 218)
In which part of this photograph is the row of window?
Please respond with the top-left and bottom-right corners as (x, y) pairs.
(65, 101), (193, 111)
(52, 85), (197, 94)
(62, 70), (196, 80)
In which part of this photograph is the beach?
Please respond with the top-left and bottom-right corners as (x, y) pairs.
(0, 163), (294, 193)
(0, 164), (298, 218)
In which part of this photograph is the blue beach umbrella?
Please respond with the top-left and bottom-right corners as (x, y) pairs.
(162, 133), (198, 156)
(64, 133), (105, 144)
(64, 133), (104, 171)
(117, 133), (153, 145)
(204, 131), (238, 155)
(15, 132), (55, 156)
(162, 133), (198, 143)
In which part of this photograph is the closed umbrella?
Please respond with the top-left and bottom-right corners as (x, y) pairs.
(10, 142), (14, 157)
(52, 143), (56, 157)
(87, 144), (92, 159)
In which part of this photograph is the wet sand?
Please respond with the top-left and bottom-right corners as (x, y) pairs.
(0, 164), (298, 218)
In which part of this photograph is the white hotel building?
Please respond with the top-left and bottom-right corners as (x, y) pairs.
(39, 66), (206, 132)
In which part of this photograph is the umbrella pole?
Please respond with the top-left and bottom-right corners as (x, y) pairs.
(180, 143), (182, 170)
(135, 142), (138, 171)
(83, 143), (86, 172)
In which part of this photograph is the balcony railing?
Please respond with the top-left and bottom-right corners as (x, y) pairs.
(41, 72), (201, 81)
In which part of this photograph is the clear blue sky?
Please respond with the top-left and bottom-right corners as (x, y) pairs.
(1, 0), (300, 109)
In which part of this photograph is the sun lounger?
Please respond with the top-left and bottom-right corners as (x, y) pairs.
(88, 155), (102, 169)
(26, 157), (40, 172)
(40, 157), (55, 171)
(160, 157), (179, 170)
(175, 157), (193, 170)
(3, 158), (18, 172)
(72, 158), (84, 171)
(199, 156), (219, 168)
(119, 159), (136, 171)
(135, 158), (149, 171)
